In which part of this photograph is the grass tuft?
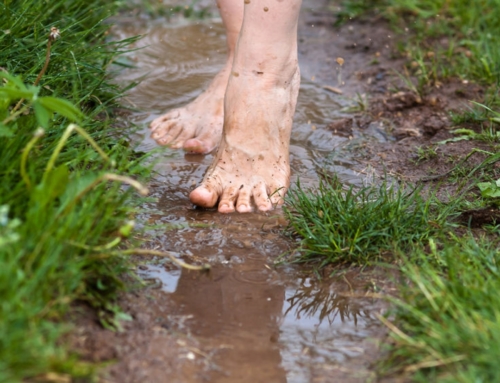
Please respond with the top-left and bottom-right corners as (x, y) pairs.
(284, 178), (452, 265)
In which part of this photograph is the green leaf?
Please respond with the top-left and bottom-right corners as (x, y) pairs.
(37, 96), (83, 122)
(32, 165), (70, 208)
(451, 128), (476, 137)
(0, 122), (14, 137)
(0, 72), (28, 90)
(58, 172), (102, 212)
(477, 179), (500, 198)
(0, 88), (35, 100)
(33, 101), (52, 128)
(437, 136), (471, 145)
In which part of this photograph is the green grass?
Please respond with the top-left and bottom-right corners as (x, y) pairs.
(285, 176), (500, 381)
(337, 0), (500, 85)
(335, 0), (500, 118)
(286, 2), (500, 382)
(284, 178), (454, 266)
(0, 0), (149, 381)
(285, 174), (499, 382)
(381, 235), (500, 382)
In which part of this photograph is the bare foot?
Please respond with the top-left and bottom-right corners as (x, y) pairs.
(149, 65), (230, 154)
(189, 66), (300, 213)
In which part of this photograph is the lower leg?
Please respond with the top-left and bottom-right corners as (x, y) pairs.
(190, 0), (302, 212)
(149, 0), (243, 154)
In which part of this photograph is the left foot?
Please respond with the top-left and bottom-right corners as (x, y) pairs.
(189, 66), (300, 213)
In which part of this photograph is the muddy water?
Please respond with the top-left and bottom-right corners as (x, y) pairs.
(113, 2), (391, 382)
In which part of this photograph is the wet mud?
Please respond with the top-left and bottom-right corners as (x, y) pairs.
(71, 0), (484, 382)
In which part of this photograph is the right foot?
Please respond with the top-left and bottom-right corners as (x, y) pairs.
(149, 64), (230, 154)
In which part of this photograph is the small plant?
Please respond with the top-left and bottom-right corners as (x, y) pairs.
(414, 145), (438, 163)
(283, 177), (453, 266)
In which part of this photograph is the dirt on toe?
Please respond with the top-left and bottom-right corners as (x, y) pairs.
(68, 1), (496, 382)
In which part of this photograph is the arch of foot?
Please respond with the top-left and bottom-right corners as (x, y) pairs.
(148, 0), (244, 154)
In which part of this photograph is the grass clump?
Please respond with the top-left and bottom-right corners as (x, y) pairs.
(0, 0), (149, 381)
(284, 178), (451, 265)
(382, 236), (500, 382)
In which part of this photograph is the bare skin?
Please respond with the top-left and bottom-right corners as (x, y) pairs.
(189, 0), (302, 212)
(149, 1), (243, 154)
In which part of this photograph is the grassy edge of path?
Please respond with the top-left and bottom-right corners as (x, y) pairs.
(0, 0), (151, 381)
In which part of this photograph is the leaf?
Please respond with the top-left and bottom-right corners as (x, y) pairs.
(477, 179), (500, 199)
(58, 172), (103, 213)
(437, 136), (471, 145)
(37, 96), (83, 122)
(0, 122), (14, 137)
(0, 88), (35, 100)
(451, 128), (476, 136)
(32, 165), (70, 208)
(46, 164), (70, 200)
(0, 72), (28, 90)
(33, 100), (52, 128)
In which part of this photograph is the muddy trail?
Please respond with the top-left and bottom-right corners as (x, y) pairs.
(70, 1), (482, 382)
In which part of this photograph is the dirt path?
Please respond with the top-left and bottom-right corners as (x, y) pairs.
(69, 1), (490, 382)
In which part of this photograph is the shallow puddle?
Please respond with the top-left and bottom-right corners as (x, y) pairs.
(113, 1), (391, 381)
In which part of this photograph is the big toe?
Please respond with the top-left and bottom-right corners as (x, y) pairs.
(183, 138), (213, 154)
(189, 185), (218, 208)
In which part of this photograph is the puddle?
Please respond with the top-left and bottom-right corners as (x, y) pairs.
(112, 1), (391, 382)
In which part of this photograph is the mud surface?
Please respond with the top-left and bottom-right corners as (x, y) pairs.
(71, 0), (495, 382)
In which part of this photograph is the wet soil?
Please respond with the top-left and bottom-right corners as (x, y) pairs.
(70, 1), (498, 382)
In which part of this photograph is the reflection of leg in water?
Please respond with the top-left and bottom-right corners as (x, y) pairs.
(189, 0), (302, 212)
(149, 0), (243, 154)
(173, 265), (287, 383)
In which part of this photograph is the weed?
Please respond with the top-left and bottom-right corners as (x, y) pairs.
(414, 145), (438, 164)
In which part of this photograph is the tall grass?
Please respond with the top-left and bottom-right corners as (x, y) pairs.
(382, 236), (500, 382)
(0, 0), (149, 381)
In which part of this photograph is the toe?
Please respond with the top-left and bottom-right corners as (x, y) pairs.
(253, 182), (272, 211)
(183, 124), (222, 154)
(189, 185), (218, 208)
(218, 185), (240, 213)
(183, 138), (211, 154)
(236, 186), (253, 213)
(153, 123), (182, 145)
(269, 184), (287, 206)
(150, 111), (180, 131)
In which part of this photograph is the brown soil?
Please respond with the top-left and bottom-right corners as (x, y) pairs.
(69, 1), (498, 382)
